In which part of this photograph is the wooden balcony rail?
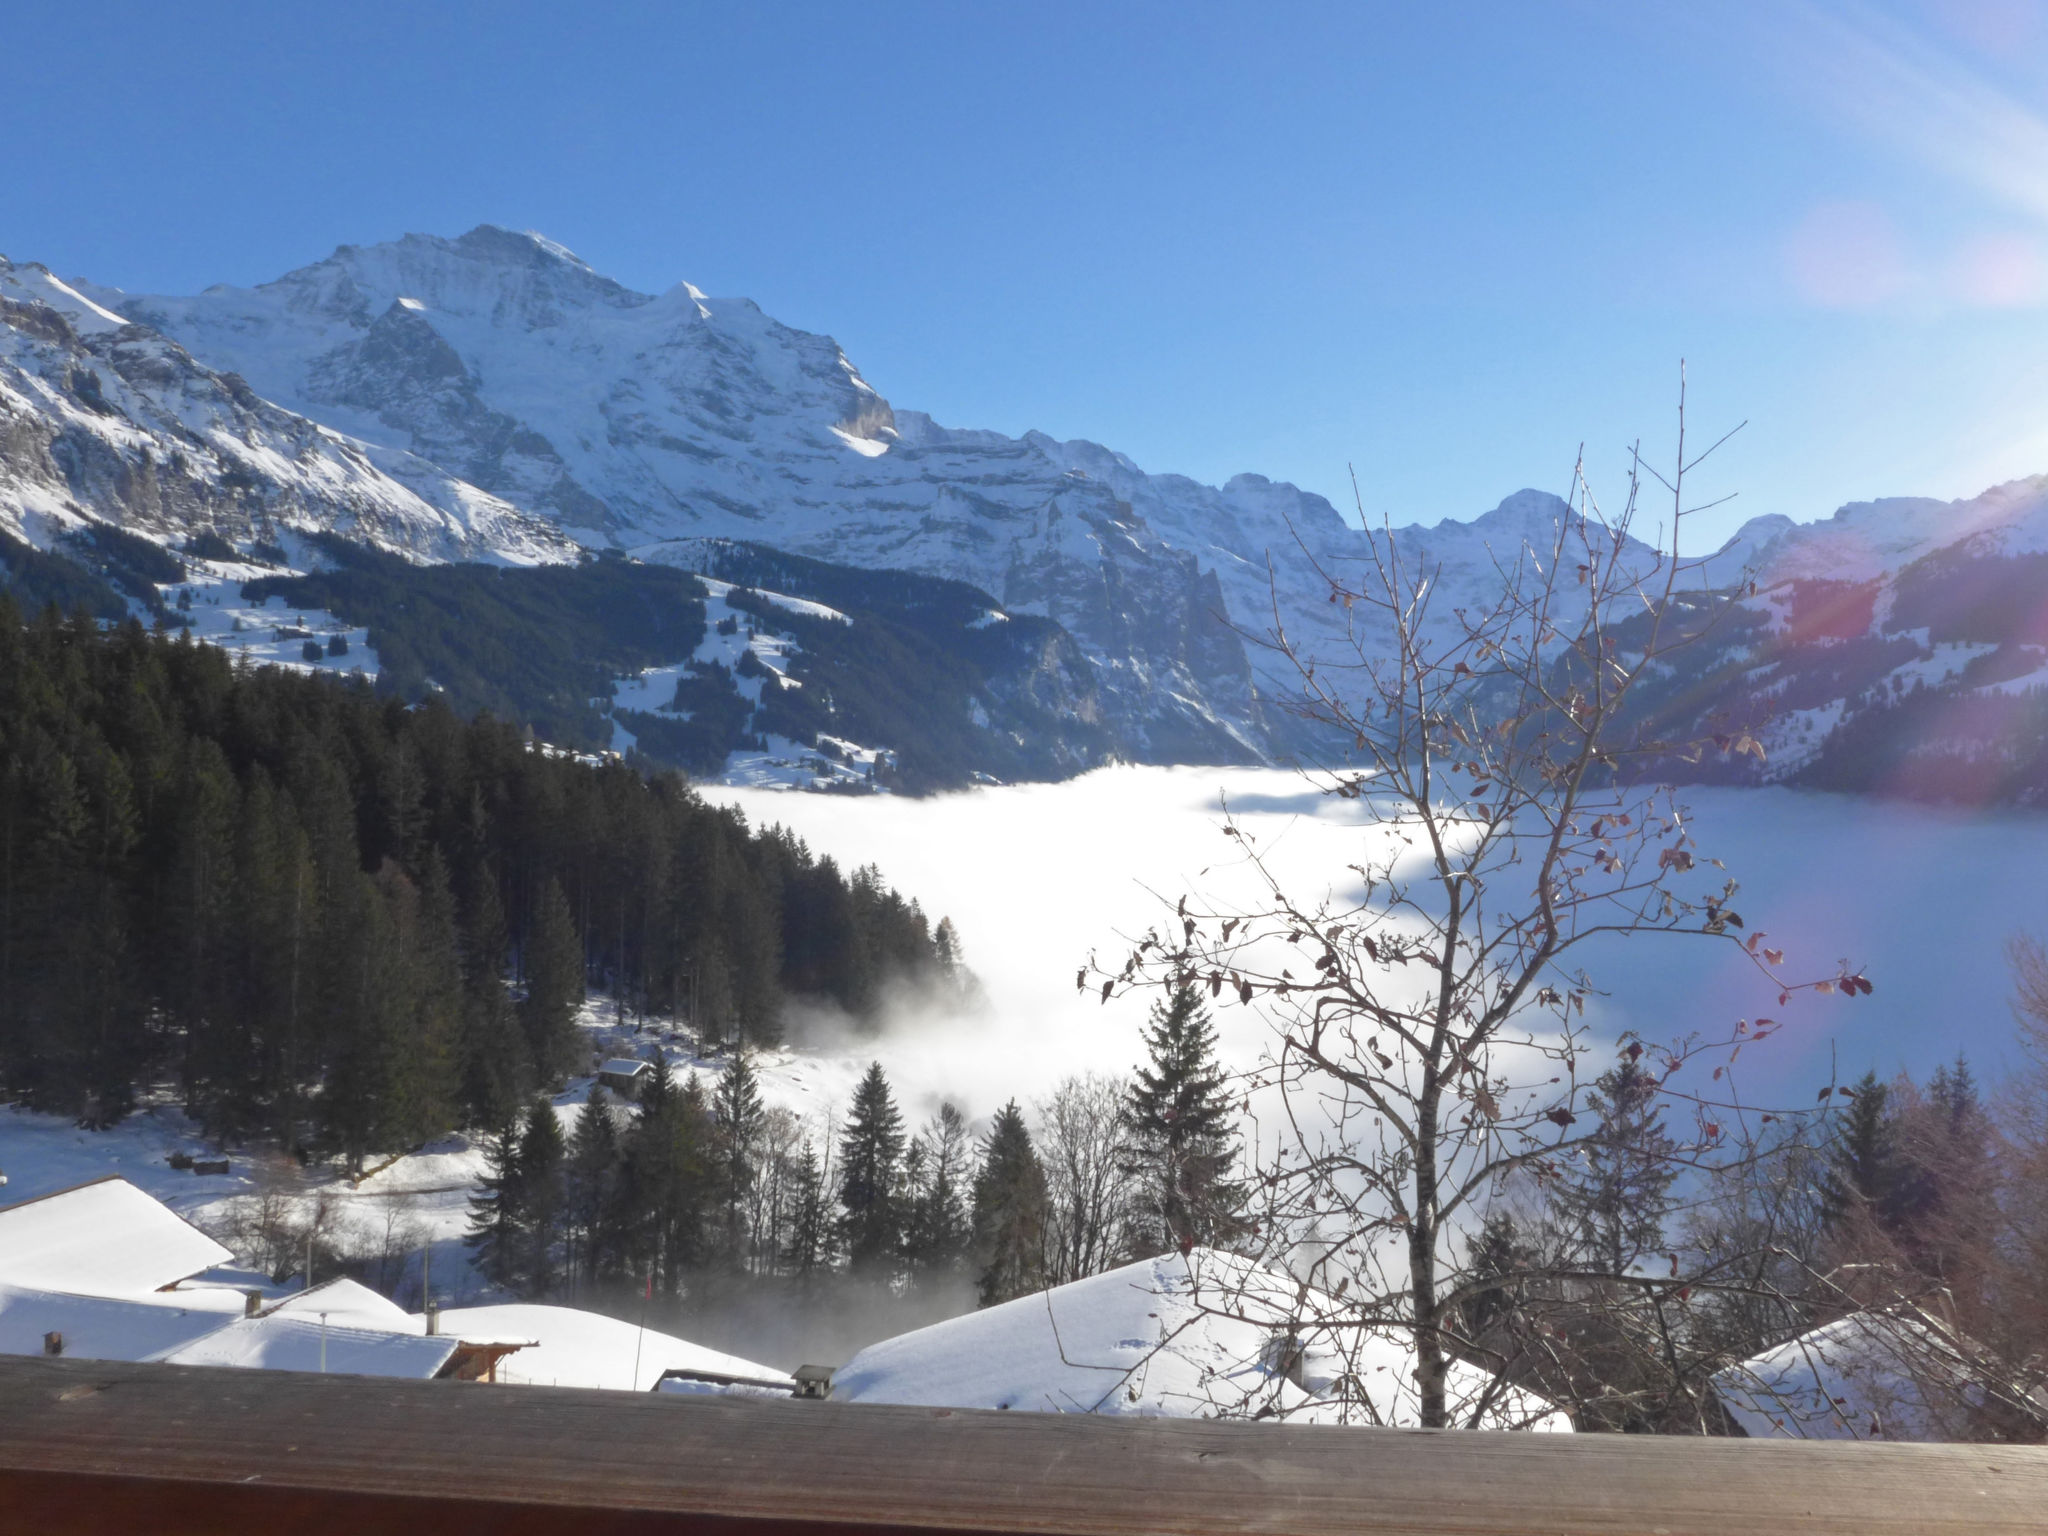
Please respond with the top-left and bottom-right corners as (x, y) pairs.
(0, 1353), (2043, 1536)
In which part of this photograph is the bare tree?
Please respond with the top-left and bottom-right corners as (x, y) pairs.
(1034, 1073), (1139, 1285)
(1089, 378), (1869, 1428)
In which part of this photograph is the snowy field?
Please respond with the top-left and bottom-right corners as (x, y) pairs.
(159, 558), (376, 681)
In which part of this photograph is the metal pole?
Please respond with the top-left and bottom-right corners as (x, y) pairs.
(319, 1313), (328, 1374)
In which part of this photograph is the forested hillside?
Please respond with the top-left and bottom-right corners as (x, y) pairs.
(0, 600), (946, 1160)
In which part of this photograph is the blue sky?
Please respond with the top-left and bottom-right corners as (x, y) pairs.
(7, 1), (2048, 550)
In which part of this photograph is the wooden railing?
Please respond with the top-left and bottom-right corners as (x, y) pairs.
(0, 1354), (2042, 1535)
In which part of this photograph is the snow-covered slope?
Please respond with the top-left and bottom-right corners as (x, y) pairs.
(1622, 476), (2048, 803)
(0, 255), (574, 566)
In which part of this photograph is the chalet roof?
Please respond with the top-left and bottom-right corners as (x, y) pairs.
(0, 1176), (233, 1295)
(831, 1249), (1569, 1429)
(598, 1059), (651, 1077)
(265, 1277), (418, 1334)
(1712, 1308), (2046, 1442)
(158, 1314), (458, 1379)
(434, 1303), (789, 1393)
(0, 1281), (245, 1364)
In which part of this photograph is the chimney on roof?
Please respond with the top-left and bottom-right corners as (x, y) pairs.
(425, 1300), (440, 1337)
(43, 1331), (62, 1357)
(792, 1364), (834, 1399)
(244, 1290), (263, 1317)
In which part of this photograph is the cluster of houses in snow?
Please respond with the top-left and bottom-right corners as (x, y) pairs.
(1, 1175), (2034, 1440)
(0, 1175), (791, 1394)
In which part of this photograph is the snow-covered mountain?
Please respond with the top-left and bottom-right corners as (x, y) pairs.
(75, 227), (1375, 758)
(12, 222), (2048, 800)
(0, 255), (572, 566)
(1614, 477), (2048, 803)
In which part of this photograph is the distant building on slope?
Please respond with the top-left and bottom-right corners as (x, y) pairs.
(829, 1248), (1568, 1429)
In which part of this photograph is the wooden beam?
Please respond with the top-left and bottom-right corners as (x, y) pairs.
(0, 1354), (2042, 1535)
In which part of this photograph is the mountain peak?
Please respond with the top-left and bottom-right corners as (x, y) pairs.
(452, 225), (593, 270)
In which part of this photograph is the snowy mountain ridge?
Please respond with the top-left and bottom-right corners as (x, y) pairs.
(11, 224), (2048, 795)
(0, 254), (574, 567)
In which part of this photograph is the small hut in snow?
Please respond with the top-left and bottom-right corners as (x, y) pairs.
(597, 1059), (652, 1100)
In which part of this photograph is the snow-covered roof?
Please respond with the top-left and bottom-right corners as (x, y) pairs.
(434, 1303), (790, 1393)
(1712, 1309), (2039, 1442)
(0, 1281), (246, 1364)
(655, 1373), (792, 1399)
(157, 1313), (458, 1379)
(0, 1176), (233, 1294)
(264, 1276), (419, 1334)
(598, 1058), (651, 1077)
(831, 1249), (1568, 1429)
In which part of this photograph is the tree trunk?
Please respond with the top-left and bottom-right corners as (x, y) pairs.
(1411, 1085), (1447, 1428)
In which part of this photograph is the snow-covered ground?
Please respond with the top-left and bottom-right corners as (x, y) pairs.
(158, 557), (377, 681)
(607, 576), (890, 793)
(0, 995), (854, 1312)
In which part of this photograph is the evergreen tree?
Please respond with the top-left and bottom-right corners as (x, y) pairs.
(781, 1138), (836, 1280)
(515, 1095), (567, 1294)
(1825, 1072), (1903, 1226)
(621, 1056), (714, 1293)
(1901, 1055), (1995, 1285)
(1458, 1212), (1537, 1341)
(457, 863), (529, 1128)
(1554, 1050), (1679, 1274)
(837, 1062), (907, 1274)
(713, 1051), (766, 1270)
(903, 1102), (974, 1286)
(522, 877), (584, 1085)
(1121, 982), (1244, 1254)
(565, 1087), (621, 1293)
(972, 1100), (1049, 1305)
(464, 1119), (526, 1290)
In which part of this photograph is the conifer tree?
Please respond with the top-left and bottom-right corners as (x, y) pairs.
(523, 877), (584, 1085)
(565, 1087), (621, 1292)
(972, 1100), (1049, 1305)
(903, 1102), (974, 1287)
(1553, 1049), (1679, 1275)
(837, 1062), (907, 1274)
(457, 864), (529, 1129)
(1825, 1072), (1902, 1226)
(516, 1095), (567, 1294)
(464, 1119), (526, 1290)
(713, 1051), (766, 1269)
(1121, 982), (1244, 1254)
(782, 1138), (836, 1280)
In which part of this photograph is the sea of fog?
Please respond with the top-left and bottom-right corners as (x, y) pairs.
(704, 767), (2048, 1131)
